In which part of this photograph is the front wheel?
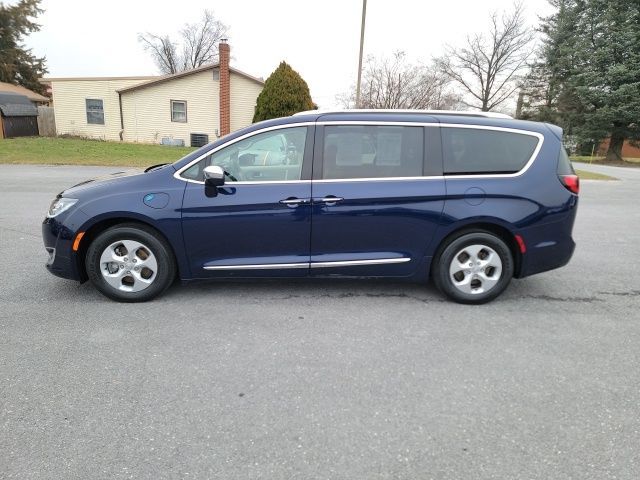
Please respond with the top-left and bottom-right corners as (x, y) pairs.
(432, 231), (514, 304)
(86, 224), (176, 302)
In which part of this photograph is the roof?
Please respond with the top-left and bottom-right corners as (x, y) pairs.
(0, 93), (39, 117)
(41, 75), (158, 82)
(0, 81), (49, 103)
(117, 63), (264, 94)
(294, 109), (513, 119)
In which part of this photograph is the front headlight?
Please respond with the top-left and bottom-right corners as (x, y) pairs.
(47, 197), (79, 218)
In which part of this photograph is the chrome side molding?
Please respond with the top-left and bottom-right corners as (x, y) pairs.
(203, 257), (411, 271)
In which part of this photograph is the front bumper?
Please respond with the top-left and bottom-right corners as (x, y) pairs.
(42, 210), (88, 281)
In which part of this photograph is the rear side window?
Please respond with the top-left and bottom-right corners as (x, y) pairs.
(442, 127), (539, 175)
(322, 125), (423, 179)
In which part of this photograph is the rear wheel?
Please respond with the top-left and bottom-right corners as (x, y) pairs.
(86, 224), (176, 302)
(433, 231), (514, 304)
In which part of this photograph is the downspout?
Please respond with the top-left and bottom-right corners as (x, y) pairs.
(118, 92), (124, 141)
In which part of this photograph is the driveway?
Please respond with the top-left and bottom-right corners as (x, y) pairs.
(1, 163), (639, 479)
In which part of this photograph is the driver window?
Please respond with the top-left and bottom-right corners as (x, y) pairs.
(181, 127), (307, 182)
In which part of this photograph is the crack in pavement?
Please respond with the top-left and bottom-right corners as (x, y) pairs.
(274, 291), (447, 304)
(515, 294), (602, 303)
(597, 290), (640, 297)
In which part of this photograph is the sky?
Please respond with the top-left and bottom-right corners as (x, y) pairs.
(20, 0), (556, 109)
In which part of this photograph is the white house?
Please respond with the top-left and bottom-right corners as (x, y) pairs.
(44, 42), (264, 147)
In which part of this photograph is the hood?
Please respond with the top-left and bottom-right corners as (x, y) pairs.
(62, 164), (174, 198)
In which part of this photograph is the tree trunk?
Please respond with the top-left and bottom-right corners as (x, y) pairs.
(606, 130), (625, 162)
(515, 91), (524, 119)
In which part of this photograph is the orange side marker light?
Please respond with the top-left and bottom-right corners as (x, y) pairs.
(72, 232), (85, 251)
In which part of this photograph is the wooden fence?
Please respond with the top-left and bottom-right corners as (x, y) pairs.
(37, 106), (56, 137)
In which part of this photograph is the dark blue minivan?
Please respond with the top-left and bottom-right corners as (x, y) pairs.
(42, 110), (579, 304)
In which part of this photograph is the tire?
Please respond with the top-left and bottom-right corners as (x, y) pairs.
(86, 223), (176, 302)
(432, 231), (514, 304)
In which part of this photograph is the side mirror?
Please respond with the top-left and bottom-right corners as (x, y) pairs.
(203, 165), (225, 187)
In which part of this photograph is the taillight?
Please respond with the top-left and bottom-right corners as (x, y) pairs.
(559, 174), (579, 195)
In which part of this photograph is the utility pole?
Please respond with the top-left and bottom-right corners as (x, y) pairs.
(355, 0), (367, 108)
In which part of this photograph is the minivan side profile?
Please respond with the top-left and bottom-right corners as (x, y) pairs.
(42, 110), (579, 304)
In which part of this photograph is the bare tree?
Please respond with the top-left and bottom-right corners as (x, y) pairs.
(435, 2), (534, 111)
(139, 10), (229, 74)
(338, 52), (462, 110)
(138, 34), (180, 74)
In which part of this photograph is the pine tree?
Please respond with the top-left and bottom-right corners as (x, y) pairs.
(253, 62), (315, 122)
(0, 0), (47, 95)
(520, 0), (580, 124)
(570, 0), (640, 161)
(526, 0), (640, 161)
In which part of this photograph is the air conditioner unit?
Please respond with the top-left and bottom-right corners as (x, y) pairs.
(190, 133), (209, 147)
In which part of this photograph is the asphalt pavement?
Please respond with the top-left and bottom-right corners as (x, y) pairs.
(1, 162), (639, 479)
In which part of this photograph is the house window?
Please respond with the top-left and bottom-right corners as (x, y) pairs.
(171, 100), (187, 123)
(85, 99), (104, 125)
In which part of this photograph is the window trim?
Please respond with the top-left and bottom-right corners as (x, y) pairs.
(85, 98), (105, 125)
(173, 121), (544, 185)
(170, 99), (187, 123)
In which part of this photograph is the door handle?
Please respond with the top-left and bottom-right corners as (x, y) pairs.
(316, 196), (344, 205)
(279, 197), (310, 206)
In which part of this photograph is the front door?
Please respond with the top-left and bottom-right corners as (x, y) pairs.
(310, 123), (445, 277)
(180, 125), (314, 278)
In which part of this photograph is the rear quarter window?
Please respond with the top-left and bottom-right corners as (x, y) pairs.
(442, 127), (539, 175)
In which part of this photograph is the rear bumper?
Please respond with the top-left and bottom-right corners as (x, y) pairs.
(517, 209), (577, 278)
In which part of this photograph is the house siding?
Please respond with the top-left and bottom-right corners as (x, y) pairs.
(230, 74), (263, 132)
(121, 70), (219, 147)
(50, 79), (147, 141)
(48, 69), (262, 147)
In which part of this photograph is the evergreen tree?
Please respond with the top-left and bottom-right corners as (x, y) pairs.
(525, 0), (640, 161)
(0, 0), (47, 95)
(253, 62), (315, 122)
(520, 0), (580, 124)
(571, 0), (640, 161)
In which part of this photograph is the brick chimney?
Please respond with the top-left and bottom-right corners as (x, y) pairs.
(219, 39), (230, 136)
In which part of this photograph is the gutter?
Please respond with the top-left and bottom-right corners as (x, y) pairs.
(118, 92), (124, 141)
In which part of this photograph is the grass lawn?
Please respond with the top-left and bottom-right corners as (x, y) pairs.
(0, 137), (195, 167)
(574, 169), (617, 180)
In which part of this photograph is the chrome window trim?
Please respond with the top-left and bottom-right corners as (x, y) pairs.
(313, 176), (441, 183)
(175, 121), (544, 185)
(203, 257), (411, 271)
(221, 180), (311, 186)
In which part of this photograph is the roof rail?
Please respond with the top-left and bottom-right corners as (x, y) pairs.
(293, 109), (513, 119)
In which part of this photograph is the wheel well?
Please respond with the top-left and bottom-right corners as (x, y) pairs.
(431, 223), (522, 278)
(75, 218), (178, 282)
